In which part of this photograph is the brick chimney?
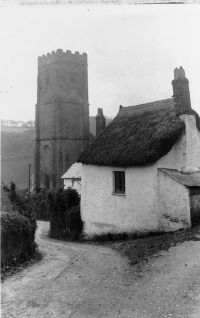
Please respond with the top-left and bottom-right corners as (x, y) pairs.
(172, 66), (191, 115)
(96, 108), (106, 136)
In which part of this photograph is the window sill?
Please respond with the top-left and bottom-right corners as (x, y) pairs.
(112, 192), (126, 197)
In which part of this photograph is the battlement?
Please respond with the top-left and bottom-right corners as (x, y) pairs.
(38, 49), (87, 67)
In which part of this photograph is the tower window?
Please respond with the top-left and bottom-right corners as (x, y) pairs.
(43, 145), (50, 153)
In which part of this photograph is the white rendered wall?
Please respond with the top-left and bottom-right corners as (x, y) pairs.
(63, 179), (81, 195)
(81, 164), (160, 237)
(181, 115), (200, 168)
(158, 170), (191, 231)
(158, 115), (200, 170)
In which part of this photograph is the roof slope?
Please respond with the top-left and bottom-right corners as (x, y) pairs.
(79, 98), (200, 167)
(61, 162), (82, 179)
(160, 168), (200, 187)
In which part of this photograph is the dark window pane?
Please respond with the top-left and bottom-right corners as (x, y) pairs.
(114, 171), (125, 194)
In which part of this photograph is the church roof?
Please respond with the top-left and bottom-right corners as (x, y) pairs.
(61, 162), (82, 179)
(79, 98), (200, 167)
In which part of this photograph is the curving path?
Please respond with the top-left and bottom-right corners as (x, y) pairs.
(2, 221), (200, 318)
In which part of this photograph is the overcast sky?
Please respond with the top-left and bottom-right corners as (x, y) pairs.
(0, 4), (200, 121)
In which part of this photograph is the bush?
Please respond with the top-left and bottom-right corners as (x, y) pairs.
(1, 183), (37, 266)
(1, 212), (36, 265)
(30, 190), (49, 221)
(2, 182), (37, 238)
(48, 187), (82, 240)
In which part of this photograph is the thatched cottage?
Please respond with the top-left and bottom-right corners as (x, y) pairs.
(76, 67), (200, 237)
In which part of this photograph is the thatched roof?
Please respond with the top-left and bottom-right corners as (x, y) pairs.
(79, 98), (200, 167)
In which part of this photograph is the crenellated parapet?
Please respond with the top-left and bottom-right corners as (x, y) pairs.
(38, 49), (87, 67)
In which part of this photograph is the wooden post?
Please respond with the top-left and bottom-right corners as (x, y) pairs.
(28, 164), (31, 193)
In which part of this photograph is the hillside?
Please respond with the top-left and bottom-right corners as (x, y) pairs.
(1, 117), (112, 189)
(1, 128), (35, 189)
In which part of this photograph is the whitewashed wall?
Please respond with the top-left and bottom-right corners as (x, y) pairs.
(81, 164), (160, 237)
(62, 162), (82, 194)
(63, 179), (81, 194)
(181, 115), (200, 168)
(158, 115), (200, 170)
(158, 170), (191, 231)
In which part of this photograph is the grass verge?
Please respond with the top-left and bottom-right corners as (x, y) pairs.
(1, 244), (43, 282)
(105, 225), (200, 266)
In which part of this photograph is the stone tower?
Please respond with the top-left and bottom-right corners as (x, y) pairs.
(35, 49), (89, 190)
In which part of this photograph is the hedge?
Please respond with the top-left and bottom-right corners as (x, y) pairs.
(49, 187), (83, 240)
(29, 190), (49, 221)
(1, 183), (37, 266)
(1, 212), (36, 265)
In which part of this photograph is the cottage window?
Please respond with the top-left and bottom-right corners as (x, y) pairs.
(113, 171), (125, 194)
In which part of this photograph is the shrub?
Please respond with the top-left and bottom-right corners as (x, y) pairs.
(1, 212), (36, 265)
(1, 183), (37, 266)
(30, 190), (49, 221)
(2, 182), (37, 238)
(48, 187), (82, 239)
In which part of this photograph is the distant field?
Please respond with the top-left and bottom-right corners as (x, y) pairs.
(1, 126), (35, 133)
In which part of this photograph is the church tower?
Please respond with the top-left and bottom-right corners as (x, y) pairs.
(35, 49), (89, 190)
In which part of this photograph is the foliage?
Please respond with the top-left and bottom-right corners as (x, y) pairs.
(2, 181), (51, 221)
(1, 209), (41, 278)
(30, 190), (49, 221)
(2, 182), (36, 237)
(1, 182), (38, 267)
(48, 187), (82, 240)
(1, 210), (37, 266)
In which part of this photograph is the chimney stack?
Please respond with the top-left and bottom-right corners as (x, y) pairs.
(96, 108), (106, 136)
(172, 66), (191, 115)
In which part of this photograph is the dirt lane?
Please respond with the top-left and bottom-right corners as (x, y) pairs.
(1, 221), (200, 318)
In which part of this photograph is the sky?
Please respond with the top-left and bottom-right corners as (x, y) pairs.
(0, 4), (200, 121)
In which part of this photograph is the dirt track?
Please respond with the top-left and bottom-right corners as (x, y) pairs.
(1, 221), (200, 318)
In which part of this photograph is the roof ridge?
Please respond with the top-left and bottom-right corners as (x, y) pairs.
(117, 98), (175, 118)
(120, 98), (174, 110)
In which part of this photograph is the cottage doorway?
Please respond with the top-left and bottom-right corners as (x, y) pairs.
(189, 187), (200, 226)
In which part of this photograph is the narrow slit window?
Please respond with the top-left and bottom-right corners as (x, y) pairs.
(113, 171), (125, 194)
